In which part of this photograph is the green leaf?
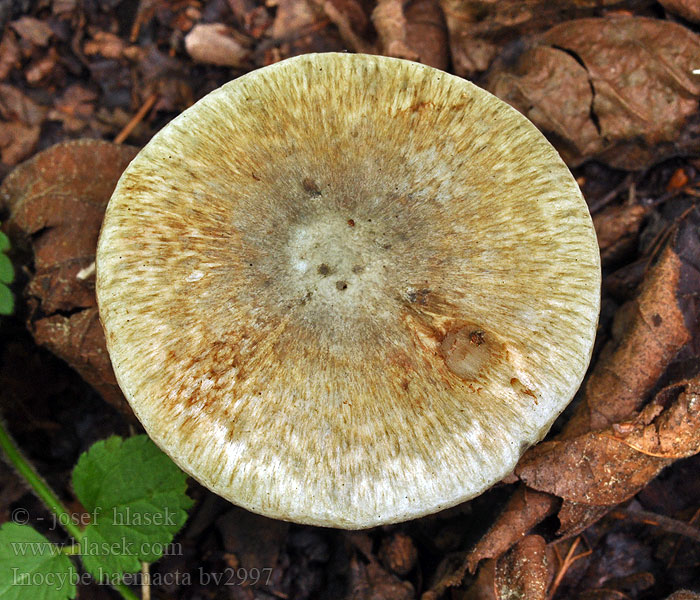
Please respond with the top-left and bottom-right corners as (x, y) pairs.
(71, 436), (193, 580)
(0, 254), (14, 285)
(0, 523), (77, 600)
(0, 284), (13, 316)
(0, 231), (9, 253)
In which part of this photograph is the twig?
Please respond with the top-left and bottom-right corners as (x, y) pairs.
(641, 205), (695, 278)
(548, 536), (592, 600)
(589, 173), (634, 214)
(610, 508), (700, 544)
(115, 94), (158, 144)
(130, 0), (157, 42)
(668, 507), (700, 569)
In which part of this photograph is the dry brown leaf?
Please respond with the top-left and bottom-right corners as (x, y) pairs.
(0, 30), (21, 81)
(563, 240), (691, 437)
(271, 0), (318, 38)
(215, 507), (288, 579)
(10, 16), (54, 47)
(659, 0), (700, 23)
(33, 309), (122, 409)
(0, 139), (138, 416)
(48, 85), (98, 132)
(25, 48), (59, 85)
(325, 0), (368, 35)
(516, 377), (700, 505)
(0, 84), (47, 126)
(185, 23), (251, 68)
(378, 532), (418, 577)
(348, 553), (414, 600)
(457, 558), (496, 600)
(0, 84), (47, 166)
(593, 203), (648, 265)
(266, 0), (346, 62)
(516, 433), (671, 506)
(556, 500), (610, 538)
(610, 379), (700, 459)
(421, 488), (556, 597)
(318, 0), (373, 54)
(438, 0), (625, 77)
(488, 16), (700, 169)
(0, 122), (39, 166)
(372, 0), (419, 61)
(405, 0), (449, 70)
(467, 486), (558, 573)
(83, 31), (126, 60)
(494, 535), (551, 600)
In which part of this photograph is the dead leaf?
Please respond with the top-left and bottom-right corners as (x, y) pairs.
(593, 203), (648, 265)
(348, 554), (414, 600)
(494, 535), (551, 600)
(10, 17), (54, 47)
(610, 379), (700, 459)
(326, 0), (368, 35)
(467, 486), (558, 573)
(372, 0), (419, 61)
(271, 0), (319, 38)
(487, 16), (700, 169)
(564, 240), (691, 437)
(557, 500), (610, 538)
(0, 84), (47, 126)
(458, 558), (496, 600)
(516, 434), (669, 506)
(0, 30), (21, 81)
(659, 0), (700, 23)
(0, 122), (40, 166)
(0, 139), (139, 416)
(215, 507), (288, 583)
(48, 84), (98, 132)
(83, 31), (126, 60)
(516, 377), (700, 505)
(378, 532), (418, 577)
(185, 23), (251, 68)
(315, 0), (373, 54)
(438, 0), (624, 77)
(405, 0), (449, 70)
(25, 47), (59, 85)
(33, 309), (123, 410)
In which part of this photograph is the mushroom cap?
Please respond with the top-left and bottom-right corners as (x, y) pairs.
(96, 53), (600, 529)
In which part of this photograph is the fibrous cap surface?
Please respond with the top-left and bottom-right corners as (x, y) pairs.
(96, 53), (601, 529)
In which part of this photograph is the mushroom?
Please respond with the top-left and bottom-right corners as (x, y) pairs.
(96, 53), (600, 529)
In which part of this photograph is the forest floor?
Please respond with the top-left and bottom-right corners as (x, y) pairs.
(1, 0), (700, 599)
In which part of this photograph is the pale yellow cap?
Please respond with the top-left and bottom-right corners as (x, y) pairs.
(96, 53), (600, 529)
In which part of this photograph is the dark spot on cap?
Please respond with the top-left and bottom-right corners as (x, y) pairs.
(470, 330), (485, 346)
(336, 281), (348, 291)
(352, 265), (364, 274)
(407, 289), (431, 305)
(302, 178), (321, 196)
(652, 313), (662, 327)
(347, 219), (355, 227)
(317, 264), (331, 276)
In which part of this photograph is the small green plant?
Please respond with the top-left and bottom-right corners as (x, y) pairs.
(0, 229), (13, 315)
(0, 428), (193, 600)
